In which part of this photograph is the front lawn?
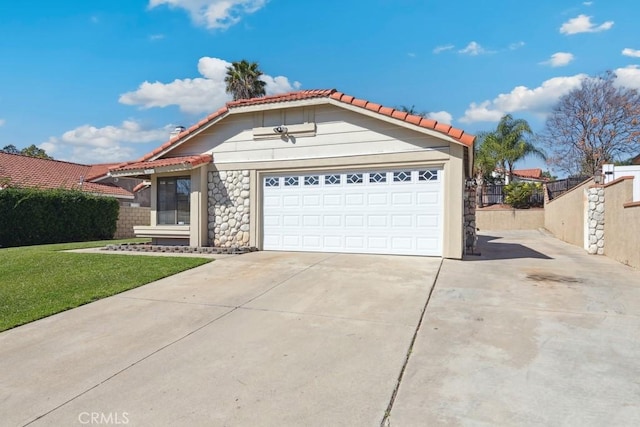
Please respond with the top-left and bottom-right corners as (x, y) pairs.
(0, 239), (213, 331)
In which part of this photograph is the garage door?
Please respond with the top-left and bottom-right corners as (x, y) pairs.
(262, 169), (443, 256)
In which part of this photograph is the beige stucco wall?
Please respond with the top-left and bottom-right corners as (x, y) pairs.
(115, 206), (150, 239)
(604, 178), (640, 269)
(544, 179), (592, 247)
(477, 208), (544, 231)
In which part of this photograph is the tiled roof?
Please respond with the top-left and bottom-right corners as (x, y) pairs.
(111, 154), (212, 173)
(136, 89), (475, 163)
(0, 152), (133, 198)
(513, 168), (544, 179)
(86, 163), (122, 181)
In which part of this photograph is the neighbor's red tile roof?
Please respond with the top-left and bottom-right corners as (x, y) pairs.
(0, 152), (133, 198)
(86, 163), (122, 181)
(112, 154), (212, 173)
(134, 89), (475, 163)
(512, 168), (544, 179)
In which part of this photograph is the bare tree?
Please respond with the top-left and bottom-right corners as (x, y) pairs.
(541, 71), (640, 176)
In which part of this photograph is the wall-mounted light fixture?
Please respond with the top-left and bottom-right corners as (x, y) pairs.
(273, 126), (288, 134)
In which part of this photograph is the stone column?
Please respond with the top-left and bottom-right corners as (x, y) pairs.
(464, 186), (477, 254)
(587, 186), (605, 255)
(208, 170), (251, 248)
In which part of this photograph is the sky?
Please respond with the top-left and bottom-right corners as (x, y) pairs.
(1, 0), (639, 174)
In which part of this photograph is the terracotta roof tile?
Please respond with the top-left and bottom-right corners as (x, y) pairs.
(512, 168), (543, 179)
(365, 102), (382, 113)
(133, 89), (475, 162)
(390, 110), (407, 120)
(405, 115), (422, 126)
(0, 153), (132, 197)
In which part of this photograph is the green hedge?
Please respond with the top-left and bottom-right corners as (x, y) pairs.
(0, 188), (119, 248)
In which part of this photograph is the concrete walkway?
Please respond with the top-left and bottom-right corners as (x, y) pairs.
(1, 231), (639, 426)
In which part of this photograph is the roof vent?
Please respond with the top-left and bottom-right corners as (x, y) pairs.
(170, 126), (186, 139)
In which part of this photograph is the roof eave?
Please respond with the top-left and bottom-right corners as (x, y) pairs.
(110, 160), (209, 178)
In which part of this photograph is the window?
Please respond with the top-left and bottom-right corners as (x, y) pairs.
(393, 171), (412, 182)
(157, 177), (190, 225)
(369, 172), (387, 183)
(284, 176), (299, 186)
(265, 177), (279, 187)
(304, 175), (319, 186)
(346, 173), (363, 184)
(418, 170), (438, 181)
(325, 174), (341, 185)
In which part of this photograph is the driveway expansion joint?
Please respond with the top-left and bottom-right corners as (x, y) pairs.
(381, 258), (443, 427)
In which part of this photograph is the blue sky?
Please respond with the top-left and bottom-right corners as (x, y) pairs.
(1, 0), (639, 173)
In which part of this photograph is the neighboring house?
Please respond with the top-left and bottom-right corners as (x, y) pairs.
(0, 152), (148, 205)
(492, 168), (547, 184)
(631, 153), (640, 165)
(603, 163), (640, 202)
(110, 89), (475, 258)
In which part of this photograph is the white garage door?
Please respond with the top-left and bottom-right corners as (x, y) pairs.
(262, 169), (443, 256)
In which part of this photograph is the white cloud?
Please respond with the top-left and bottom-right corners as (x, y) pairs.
(119, 56), (301, 114)
(541, 52), (575, 67)
(583, 1), (593, 5)
(622, 48), (640, 58)
(459, 41), (488, 56)
(433, 44), (454, 54)
(509, 41), (525, 50)
(614, 65), (640, 89)
(459, 74), (587, 123)
(427, 111), (453, 124)
(148, 0), (267, 30)
(0, 119), (5, 127)
(42, 120), (172, 164)
(560, 14), (613, 34)
(149, 34), (165, 41)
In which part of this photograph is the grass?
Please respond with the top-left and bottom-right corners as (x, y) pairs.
(0, 239), (213, 332)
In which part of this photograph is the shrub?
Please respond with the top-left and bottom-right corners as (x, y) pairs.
(0, 187), (119, 247)
(503, 182), (543, 208)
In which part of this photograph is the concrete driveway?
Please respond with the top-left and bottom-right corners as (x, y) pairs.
(1, 230), (639, 426)
(0, 251), (441, 427)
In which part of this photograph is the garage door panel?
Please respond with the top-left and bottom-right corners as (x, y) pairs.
(392, 192), (413, 205)
(263, 168), (443, 256)
(367, 215), (387, 227)
(345, 194), (365, 206)
(391, 215), (413, 227)
(323, 215), (342, 227)
(323, 194), (342, 205)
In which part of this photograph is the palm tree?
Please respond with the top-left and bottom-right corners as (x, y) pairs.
(492, 114), (546, 183)
(224, 60), (267, 101)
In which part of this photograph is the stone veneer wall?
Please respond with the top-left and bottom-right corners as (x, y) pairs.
(208, 170), (250, 247)
(586, 186), (605, 255)
(464, 187), (477, 253)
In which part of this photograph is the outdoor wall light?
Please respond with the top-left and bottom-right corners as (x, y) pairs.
(273, 126), (288, 134)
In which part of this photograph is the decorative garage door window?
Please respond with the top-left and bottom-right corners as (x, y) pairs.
(265, 170), (440, 188)
(262, 168), (443, 256)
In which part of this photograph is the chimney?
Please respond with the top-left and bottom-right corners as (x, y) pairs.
(170, 126), (186, 139)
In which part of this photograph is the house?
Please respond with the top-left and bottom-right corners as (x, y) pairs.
(491, 168), (547, 184)
(512, 168), (547, 183)
(0, 152), (148, 205)
(632, 153), (640, 165)
(109, 89), (475, 258)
